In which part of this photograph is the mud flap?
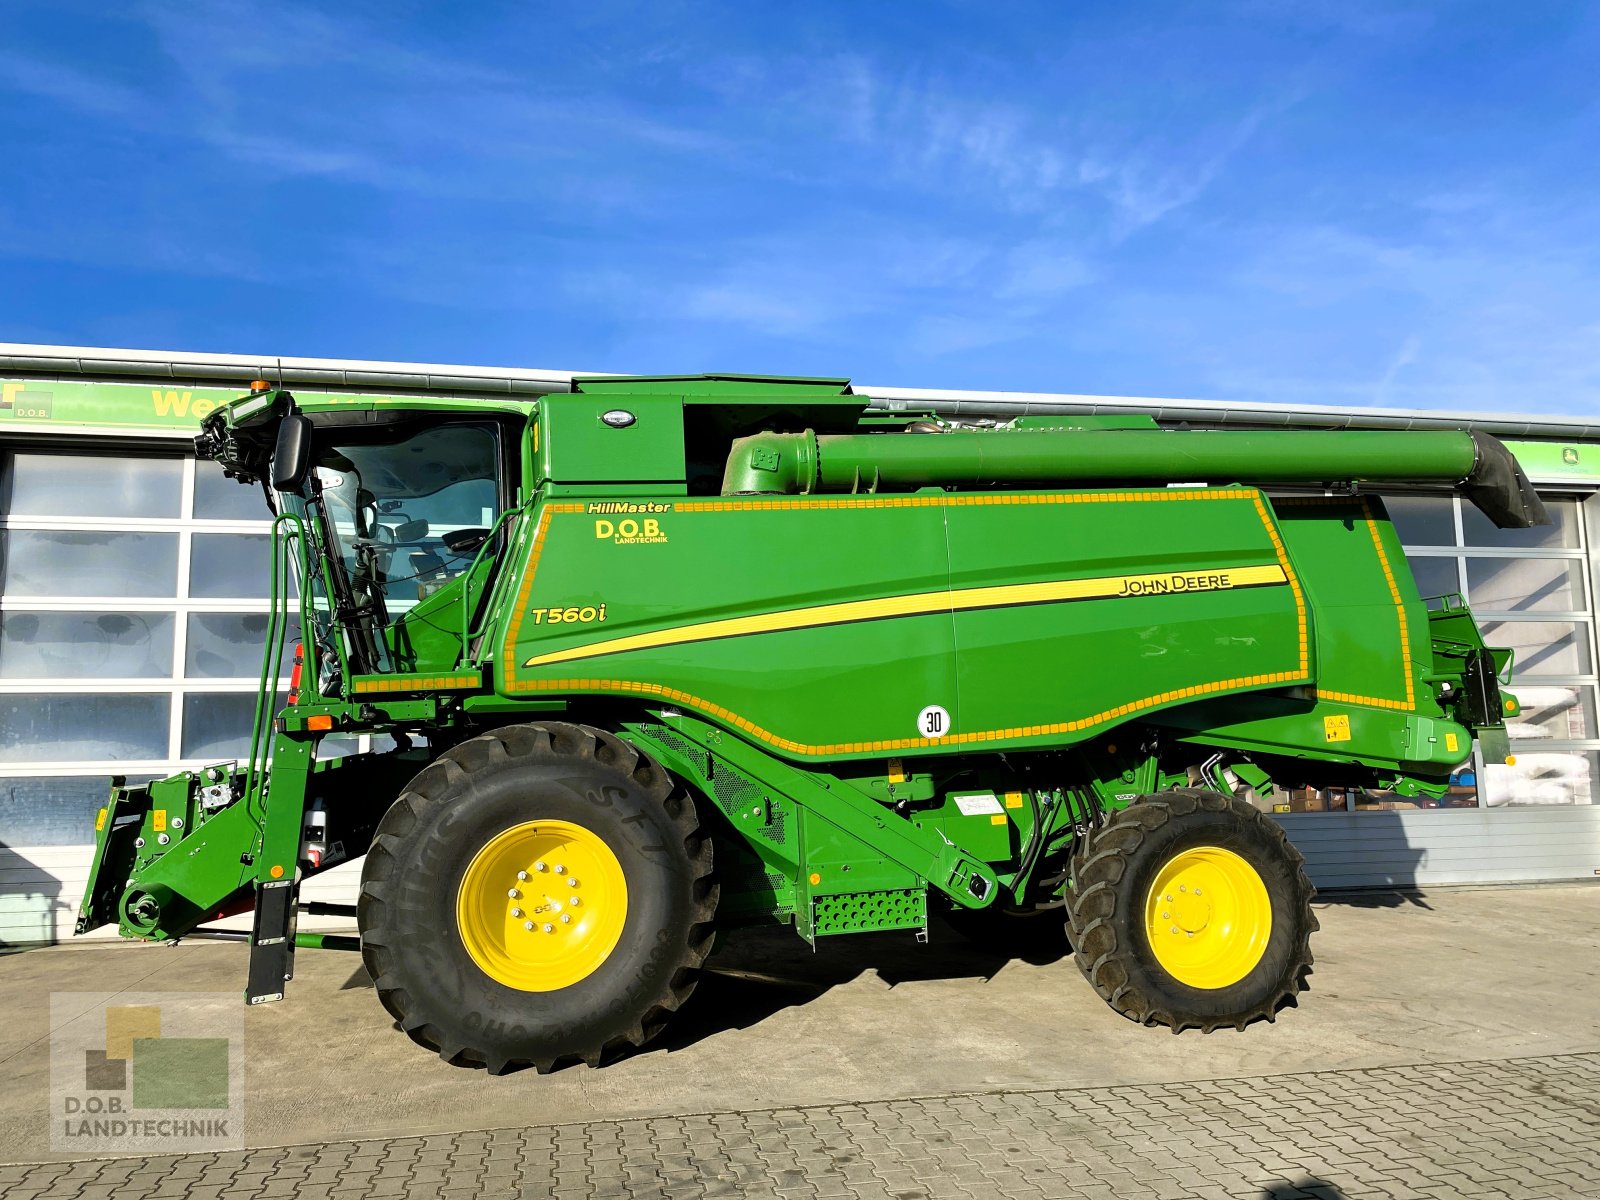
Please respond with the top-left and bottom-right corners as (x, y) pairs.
(245, 878), (299, 1004)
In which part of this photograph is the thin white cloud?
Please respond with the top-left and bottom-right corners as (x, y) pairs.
(3, 56), (149, 119)
(1375, 334), (1422, 406)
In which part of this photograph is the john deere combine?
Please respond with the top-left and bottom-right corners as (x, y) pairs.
(77, 374), (1542, 1072)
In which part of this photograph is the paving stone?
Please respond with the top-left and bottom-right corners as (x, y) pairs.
(8, 1052), (1600, 1199)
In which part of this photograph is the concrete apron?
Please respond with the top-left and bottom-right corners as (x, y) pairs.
(2, 881), (1597, 1164)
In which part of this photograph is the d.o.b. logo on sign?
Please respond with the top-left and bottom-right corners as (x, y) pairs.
(595, 518), (667, 545)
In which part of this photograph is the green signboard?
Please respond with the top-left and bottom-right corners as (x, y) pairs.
(0, 379), (241, 431)
(1502, 439), (1599, 485)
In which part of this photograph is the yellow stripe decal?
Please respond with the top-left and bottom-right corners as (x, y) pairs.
(523, 564), (1288, 669)
(508, 670), (1304, 756)
(351, 673), (480, 694)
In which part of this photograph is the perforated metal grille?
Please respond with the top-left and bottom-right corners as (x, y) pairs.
(812, 889), (927, 935)
(637, 726), (789, 844)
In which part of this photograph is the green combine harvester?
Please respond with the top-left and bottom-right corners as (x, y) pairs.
(76, 374), (1543, 1072)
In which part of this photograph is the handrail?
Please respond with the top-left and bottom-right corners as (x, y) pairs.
(460, 507), (522, 660)
(244, 513), (306, 813)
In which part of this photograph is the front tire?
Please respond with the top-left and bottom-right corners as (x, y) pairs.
(1064, 789), (1315, 1032)
(358, 722), (717, 1073)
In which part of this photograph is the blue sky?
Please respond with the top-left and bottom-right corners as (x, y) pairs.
(2, 2), (1598, 414)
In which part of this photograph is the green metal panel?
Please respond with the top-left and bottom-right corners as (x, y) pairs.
(622, 714), (1001, 910)
(1271, 496), (1425, 714)
(918, 792), (1017, 863)
(500, 495), (959, 757)
(627, 719), (802, 921)
(943, 487), (1307, 748)
(538, 394), (687, 484)
(499, 487), (1317, 759)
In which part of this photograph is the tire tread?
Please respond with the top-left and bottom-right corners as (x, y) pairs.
(358, 721), (717, 1073)
(1063, 788), (1316, 1034)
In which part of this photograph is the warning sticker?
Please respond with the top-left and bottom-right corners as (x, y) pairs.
(954, 793), (1004, 817)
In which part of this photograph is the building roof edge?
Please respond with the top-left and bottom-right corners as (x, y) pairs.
(2, 345), (1594, 439)
(861, 384), (1600, 441)
(0, 343), (586, 397)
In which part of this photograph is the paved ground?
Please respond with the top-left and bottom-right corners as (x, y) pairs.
(2, 883), (1598, 1198)
(3, 1052), (1599, 1198)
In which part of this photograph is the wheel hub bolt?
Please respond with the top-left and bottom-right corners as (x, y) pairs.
(570, 897), (581, 907)
(524, 921), (535, 931)
(1170, 926), (1179, 934)
(517, 870), (529, 881)
(561, 915), (572, 924)
(511, 908), (524, 919)
(507, 888), (520, 899)
(568, 878), (578, 888)
(555, 864), (567, 875)
(1194, 888), (1202, 896)
(535, 862), (548, 873)
(543, 923), (554, 933)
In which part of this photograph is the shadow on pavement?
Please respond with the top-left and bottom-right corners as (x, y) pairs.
(341, 911), (1072, 1069)
(1259, 1178), (1350, 1199)
(1314, 887), (1434, 910)
(649, 914), (1070, 1056)
(351, 895), (1320, 1072)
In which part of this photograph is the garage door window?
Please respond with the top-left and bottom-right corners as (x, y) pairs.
(0, 453), (287, 845)
(1398, 493), (1597, 809)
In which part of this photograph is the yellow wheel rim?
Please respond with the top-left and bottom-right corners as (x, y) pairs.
(455, 819), (628, 992)
(1143, 845), (1271, 989)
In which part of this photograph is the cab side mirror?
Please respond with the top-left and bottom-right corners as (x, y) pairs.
(272, 415), (314, 492)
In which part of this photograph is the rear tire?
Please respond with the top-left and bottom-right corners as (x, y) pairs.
(1064, 788), (1315, 1032)
(358, 722), (717, 1072)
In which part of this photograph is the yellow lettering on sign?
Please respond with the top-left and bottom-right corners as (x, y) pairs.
(594, 517), (668, 545)
(152, 389), (191, 417)
(1445, 732), (1460, 752)
(152, 809), (167, 832)
(1323, 715), (1351, 743)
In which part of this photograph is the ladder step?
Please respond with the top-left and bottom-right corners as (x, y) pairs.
(245, 879), (298, 1004)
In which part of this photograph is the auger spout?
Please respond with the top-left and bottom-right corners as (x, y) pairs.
(722, 425), (1549, 528)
